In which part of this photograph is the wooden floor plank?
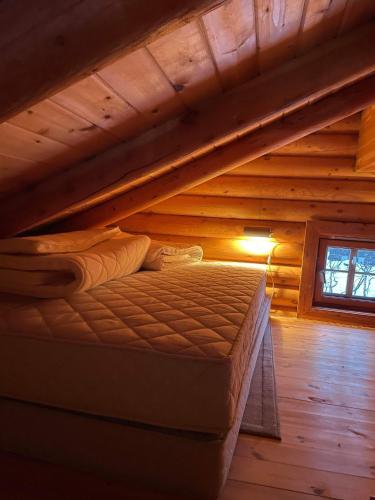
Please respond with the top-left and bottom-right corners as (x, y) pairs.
(235, 436), (375, 480)
(221, 480), (322, 499)
(229, 455), (375, 500)
(276, 375), (375, 412)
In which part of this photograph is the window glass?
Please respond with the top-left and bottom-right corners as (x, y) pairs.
(353, 274), (375, 298)
(325, 247), (350, 271)
(323, 270), (348, 295)
(355, 249), (375, 275)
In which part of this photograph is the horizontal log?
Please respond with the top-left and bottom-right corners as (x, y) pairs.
(52, 73), (375, 232)
(267, 287), (299, 309)
(127, 232), (303, 266)
(147, 195), (375, 223)
(320, 113), (361, 134)
(194, 259), (301, 287)
(120, 213), (306, 243)
(231, 156), (375, 179)
(4, 22), (375, 236)
(187, 175), (375, 203)
(274, 132), (358, 157)
(0, 0), (223, 122)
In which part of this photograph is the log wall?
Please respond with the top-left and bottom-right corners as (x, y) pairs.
(119, 117), (375, 313)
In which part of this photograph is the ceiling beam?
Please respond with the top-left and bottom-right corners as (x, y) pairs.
(356, 106), (375, 173)
(1, 20), (375, 237)
(0, 0), (224, 123)
(52, 74), (375, 230)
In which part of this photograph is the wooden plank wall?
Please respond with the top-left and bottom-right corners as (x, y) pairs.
(119, 114), (375, 314)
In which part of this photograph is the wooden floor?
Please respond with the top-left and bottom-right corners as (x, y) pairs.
(1, 317), (375, 499)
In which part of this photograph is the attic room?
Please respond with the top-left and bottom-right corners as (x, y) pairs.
(0, 0), (375, 498)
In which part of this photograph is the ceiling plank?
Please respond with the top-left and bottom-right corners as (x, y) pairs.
(98, 48), (185, 126)
(340, 0), (375, 33)
(50, 75), (145, 140)
(8, 100), (118, 153)
(147, 20), (222, 107)
(1, 21), (375, 236)
(298, 0), (348, 54)
(0, 0), (225, 123)
(356, 106), (375, 173)
(256, 0), (305, 71)
(202, 0), (258, 89)
(0, 123), (83, 166)
(50, 73), (375, 232)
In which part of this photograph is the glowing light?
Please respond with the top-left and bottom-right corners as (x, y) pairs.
(236, 237), (277, 256)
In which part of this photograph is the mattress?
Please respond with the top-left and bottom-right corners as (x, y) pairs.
(0, 261), (266, 433)
(0, 301), (271, 499)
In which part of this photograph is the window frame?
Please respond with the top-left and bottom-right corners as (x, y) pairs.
(298, 220), (375, 327)
(314, 238), (375, 312)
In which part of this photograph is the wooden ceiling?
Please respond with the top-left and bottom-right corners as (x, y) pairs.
(0, 0), (375, 239)
(1, 0), (375, 199)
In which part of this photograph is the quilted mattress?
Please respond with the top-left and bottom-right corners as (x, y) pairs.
(0, 262), (266, 433)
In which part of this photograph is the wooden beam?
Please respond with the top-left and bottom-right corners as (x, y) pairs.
(0, 0), (224, 122)
(1, 21), (375, 237)
(356, 106), (375, 172)
(52, 73), (375, 231)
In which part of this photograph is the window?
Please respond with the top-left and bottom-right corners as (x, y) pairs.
(314, 239), (375, 312)
(298, 220), (375, 327)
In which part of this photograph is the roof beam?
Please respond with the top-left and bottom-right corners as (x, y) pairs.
(53, 74), (375, 230)
(1, 20), (375, 237)
(356, 106), (375, 173)
(0, 0), (224, 122)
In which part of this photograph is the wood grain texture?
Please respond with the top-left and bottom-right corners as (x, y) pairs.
(119, 213), (306, 243)
(0, 0), (224, 122)
(188, 174), (375, 203)
(147, 193), (375, 223)
(356, 106), (375, 173)
(1, 0), (373, 206)
(147, 20), (222, 107)
(98, 48), (185, 125)
(232, 155), (374, 179)
(298, 219), (375, 327)
(256, 0), (305, 71)
(4, 21), (375, 236)
(274, 132), (358, 157)
(48, 73), (375, 233)
(202, 0), (258, 88)
(299, 0), (348, 54)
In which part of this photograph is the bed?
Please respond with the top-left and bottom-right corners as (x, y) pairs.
(0, 261), (270, 498)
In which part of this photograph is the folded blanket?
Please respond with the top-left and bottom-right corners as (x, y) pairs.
(0, 234), (150, 298)
(0, 227), (121, 255)
(142, 240), (203, 271)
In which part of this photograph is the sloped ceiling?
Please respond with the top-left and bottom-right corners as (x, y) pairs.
(0, 0), (375, 236)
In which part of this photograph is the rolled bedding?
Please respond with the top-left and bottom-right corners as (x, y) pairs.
(0, 227), (121, 255)
(0, 233), (150, 298)
(142, 240), (203, 271)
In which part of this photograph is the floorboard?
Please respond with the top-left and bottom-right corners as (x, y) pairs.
(1, 316), (375, 499)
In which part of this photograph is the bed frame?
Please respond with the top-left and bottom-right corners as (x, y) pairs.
(0, 298), (270, 499)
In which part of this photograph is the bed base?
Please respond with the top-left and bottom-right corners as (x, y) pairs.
(0, 300), (270, 499)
